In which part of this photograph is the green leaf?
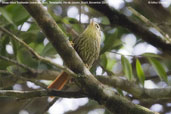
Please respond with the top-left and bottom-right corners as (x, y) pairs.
(29, 42), (44, 54)
(6, 65), (14, 73)
(0, 35), (10, 56)
(106, 57), (116, 71)
(100, 17), (110, 25)
(148, 58), (167, 82)
(142, 53), (161, 58)
(100, 54), (107, 67)
(101, 29), (119, 54)
(121, 55), (133, 80)
(117, 88), (124, 96)
(41, 42), (57, 56)
(136, 59), (145, 86)
(19, 30), (40, 44)
(2, 5), (30, 25)
(0, 8), (14, 25)
(62, 17), (78, 24)
(17, 48), (38, 68)
(0, 60), (11, 70)
(100, 54), (108, 74)
(11, 5), (30, 25)
(11, 39), (18, 56)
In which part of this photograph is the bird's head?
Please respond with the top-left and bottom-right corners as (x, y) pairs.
(84, 20), (101, 39)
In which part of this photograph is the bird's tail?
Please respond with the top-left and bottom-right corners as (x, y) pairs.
(48, 71), (71, 90)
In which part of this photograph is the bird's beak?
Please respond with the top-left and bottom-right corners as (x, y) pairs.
(90, 20), (94, 26)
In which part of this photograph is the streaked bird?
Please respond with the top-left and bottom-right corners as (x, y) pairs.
(48, 21), (101, 90)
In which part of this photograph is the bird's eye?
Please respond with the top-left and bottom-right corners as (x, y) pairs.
(95, 23), (100, 30)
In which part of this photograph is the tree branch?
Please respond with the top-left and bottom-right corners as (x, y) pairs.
(0, 90), (85, 99)
(1, 68), (170, 102)
(97, 76), (171, 100)
(129, 0), (171, 38)
(17, 0), (159, 113)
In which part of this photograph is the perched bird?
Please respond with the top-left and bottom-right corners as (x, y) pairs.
(48, 21), (101, 90)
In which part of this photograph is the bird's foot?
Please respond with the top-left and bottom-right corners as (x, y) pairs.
(69, 41), (74, 47)
(77, 74), (86, 79)
(85, 64), (89, 68)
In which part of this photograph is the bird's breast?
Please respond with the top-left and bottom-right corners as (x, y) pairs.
(73, 35), (100, 68)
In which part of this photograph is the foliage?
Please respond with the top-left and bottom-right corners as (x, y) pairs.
(0, 1), (171, 114)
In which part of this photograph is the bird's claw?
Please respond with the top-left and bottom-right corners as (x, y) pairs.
(85, 64), (89, 68)
(77, 74), (86, 79)
(70, 41), (74, 47)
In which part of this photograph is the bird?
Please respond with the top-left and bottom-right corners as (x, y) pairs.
(48, 21), (101, 90)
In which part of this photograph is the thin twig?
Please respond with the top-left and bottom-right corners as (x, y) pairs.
(98, 63), (115, 76)
(109, 51), (139, 58)
(0, 26), (41, 59)
(0, 70), (47, 89)
(0, 55), (35, 73)
(0, 26), (76, 77)
(0, 70), (9, 74)
(42, 97), (58, 114)
(128, 7), (171, 44)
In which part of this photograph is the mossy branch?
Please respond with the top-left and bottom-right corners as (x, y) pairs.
(0, 90), (85, 99)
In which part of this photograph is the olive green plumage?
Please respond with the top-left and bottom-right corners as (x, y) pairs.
(47, 21), (101, 90)
(73, 21), (101, 68)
